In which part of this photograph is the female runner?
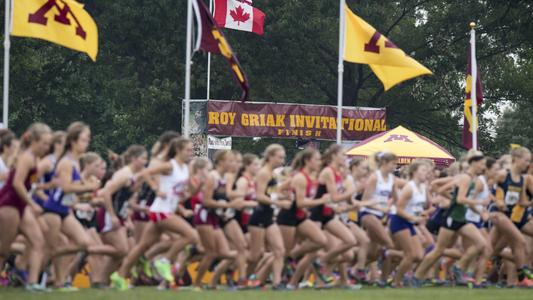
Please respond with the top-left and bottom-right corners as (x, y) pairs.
(359, 152), (399, 271)
(491, 147), (533, 286)
(219, 150), (249, 286)
(205, 151), (257, 288)
(310, 145), (357, 275)
(70, 152), (108, 287)
(248, 144), (291, 289)
(347, 159), (371, 282)
(94, 145), (148, 285)
(131, 131), (180, 244)
(41, 122), (114, 288)
(111, 138), (199, 290)
(0, 129), (17, 188)
(233, 154), (266, 284)
(192, 156), (237, 288)
(0, 123), (51, 291)
(414, 150), (488, 286)
(389, 160), (429, 287)
(277, 148), (330, 289)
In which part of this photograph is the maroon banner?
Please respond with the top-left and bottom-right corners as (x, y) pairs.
(207, 100), (386, 141)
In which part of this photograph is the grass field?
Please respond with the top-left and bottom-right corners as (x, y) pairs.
(1, 287), (532, 300)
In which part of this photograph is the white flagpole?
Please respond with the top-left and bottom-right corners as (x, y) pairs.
(336, 0), (346, 145)
(2, 0), (12, 128)
(470, 22), (477, 150)
(206, 0), (213, 100)
(184, 0), (193, 137)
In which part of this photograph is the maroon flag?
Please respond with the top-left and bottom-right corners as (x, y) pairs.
(461, 43), (483, 149)
(193, 0), (249, 101)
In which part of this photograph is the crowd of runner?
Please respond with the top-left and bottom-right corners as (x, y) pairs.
(1, 122), (533, 292)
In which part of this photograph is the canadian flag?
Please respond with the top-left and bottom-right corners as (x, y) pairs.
(214, 0), (265, 35)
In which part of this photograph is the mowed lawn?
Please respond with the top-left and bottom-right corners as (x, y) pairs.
(0, 287), (532, 300)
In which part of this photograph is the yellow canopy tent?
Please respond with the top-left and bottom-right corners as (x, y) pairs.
(346, 125), (455, 168)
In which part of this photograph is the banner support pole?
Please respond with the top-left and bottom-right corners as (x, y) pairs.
(336, 0), (346, 145)
(470, 22), (477, 150)
(184, 0), (193, 137)
(2, 0), (12, 128)
(206, 0), (213, 100)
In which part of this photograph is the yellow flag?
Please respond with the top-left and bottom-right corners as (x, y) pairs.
(12, 0), (98, 61)
(343, 5), (431, 90)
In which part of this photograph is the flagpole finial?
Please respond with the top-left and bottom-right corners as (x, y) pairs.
(469, 22), (476, 29)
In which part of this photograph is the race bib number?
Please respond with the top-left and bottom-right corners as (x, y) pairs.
(446, 217), (453, 227)
(465, 208), (481, 223)
(504, 191), (520, 206)
(118, 203), (129, 219)
(224, 208), (236, 220)
(76, 209), (95, 221)
(61, 193), (76, 206)
(412, 204), (424, 216)
(200, 208), (208, 223)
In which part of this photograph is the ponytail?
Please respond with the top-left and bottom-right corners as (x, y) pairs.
(321, 144), (343, 169)
(0, 129), (16, 154)
(21, 123), (51, 150)
(65, 122), (89, 153)
(123, 145), (147, 164)
(236, 153), (258, 179)
(153, 131), (180, 156)
(166, 137), (191, 161)
(80, 152), (102, 171)
(372, 151), (397, 168)
(291, 148), (318, 171)
(213, 150), (232, 166)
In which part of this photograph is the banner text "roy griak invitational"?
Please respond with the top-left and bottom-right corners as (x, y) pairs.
(208, 111), (386, 138)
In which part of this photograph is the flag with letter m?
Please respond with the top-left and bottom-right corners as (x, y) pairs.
(11, 0), (98, 61)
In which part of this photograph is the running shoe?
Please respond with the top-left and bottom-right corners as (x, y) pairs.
(91, 282), (107, 289)
(225, 270), (237, 288)
(451, 265), (467, 286)
(472, 282), (488, 289)
(410, 277), (423, 288)
(110, 272), (129, 291)
(354, 269), (368, 284)
(520, 267), (533, 280)
(25, 283), (51, 292)
(192, 286), (203, 292)
(57, 283), (79, 292)
(340, 283), (363, 290)
(10, 267), (28, 286)
(247, 278), (261, 289)
(157, 281), (168, 290)
(430, 278), (449, 287)
(157, 281), (178, 291)
(376, 279), (388, 288)
(131, 267), (139, 281)
(154, 259), (174, 283)
(518, 278), (533, 288)
(140, 257), (153, 278)
(298, 280), (314, 289)
(285, 284), (296, 290)
(311, 261), (335, 285)
(390, 282), (403, 289)
(272, 283), (289, 291)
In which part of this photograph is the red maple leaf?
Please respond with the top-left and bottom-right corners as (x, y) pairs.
(230, 5), (250, 26)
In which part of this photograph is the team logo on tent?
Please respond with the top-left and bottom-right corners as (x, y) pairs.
(384, 134), (413, 143)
